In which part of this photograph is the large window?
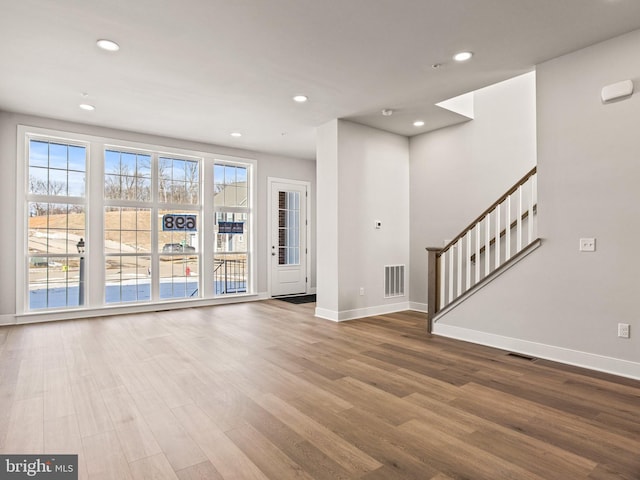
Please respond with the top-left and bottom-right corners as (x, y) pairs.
(104, 149), (154, 304)
(26, 139), (87, 310)
(214, 162), (250, 295)
(19, 127), (254, 314)
(104, 151), (202, 304)
(158, 156), (201, 300)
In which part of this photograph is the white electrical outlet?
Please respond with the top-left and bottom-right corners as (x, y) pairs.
(618, 323), (630, 338)
(359, 287), (365, 296)
(579, 238), (596, 252)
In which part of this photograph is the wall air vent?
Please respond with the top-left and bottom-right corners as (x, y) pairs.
(384, 265), (405, 298)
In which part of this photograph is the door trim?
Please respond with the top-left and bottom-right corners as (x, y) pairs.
(267, 177), (311, 298)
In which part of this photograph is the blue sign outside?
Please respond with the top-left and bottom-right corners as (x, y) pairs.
(218, 222), (244, 234)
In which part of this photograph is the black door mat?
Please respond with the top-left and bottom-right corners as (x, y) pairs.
(275, 294), (316, 304)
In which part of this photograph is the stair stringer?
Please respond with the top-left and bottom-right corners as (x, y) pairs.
(432, 238), (542, 324)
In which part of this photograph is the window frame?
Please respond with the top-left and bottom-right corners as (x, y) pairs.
(19, 132), (90, 313)
(16, 125), (257, 319)
(213, 158), (255, 297)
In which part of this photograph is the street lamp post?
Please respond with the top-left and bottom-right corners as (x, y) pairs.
(76, 238), (85, 306)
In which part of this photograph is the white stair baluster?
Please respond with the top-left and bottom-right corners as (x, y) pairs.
(485, 214), (491, 276)
(495, 204), (501, 269)
(448, 246), (454, 303)
(439, 252), (446, 309)
(527, 176), (533, 244)
(530, 174), (537, 241)
(505, 195), (511, 261)
(517, 184), (523, 252)
(466, 230), (471, 291)
(475, 223), (481, 283)
(457, 238), (462, 297)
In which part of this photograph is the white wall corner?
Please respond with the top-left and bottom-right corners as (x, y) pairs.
(434, 323), (640, 381)
(315, 307), (340, 322)
(409, 302), (428, 313)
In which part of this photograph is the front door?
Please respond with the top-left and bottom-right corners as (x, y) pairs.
(270, 181), (307, 296)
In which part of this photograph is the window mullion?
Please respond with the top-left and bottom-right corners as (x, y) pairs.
(151, 153), (160, 302)
(202, 158), (214, 298)
(87, 141), (104, 307)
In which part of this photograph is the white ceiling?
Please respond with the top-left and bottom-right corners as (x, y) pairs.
(2, 0), (640, 160)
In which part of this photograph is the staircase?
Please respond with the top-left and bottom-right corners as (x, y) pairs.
(426, 167), (540, 332)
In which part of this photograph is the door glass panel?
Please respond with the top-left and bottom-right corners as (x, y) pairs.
(278, 190), (300, 265)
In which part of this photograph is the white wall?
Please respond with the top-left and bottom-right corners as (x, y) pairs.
(0, 112), (17, 324)
(0, 111), (316, 322)
(316, 120), (340, 312)
(409, 72), (537, 306)
(432, 30), (640, 379)
(316, 120), (410, 320)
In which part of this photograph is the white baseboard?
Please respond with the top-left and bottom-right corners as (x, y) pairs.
(434, 323), (640, 381)
(12, 292), (270, 326)
(0, 314), (16, 326)
(315, 302), (411, 322)
(409, 302), (428, 313)
(314, 307), (340, 322)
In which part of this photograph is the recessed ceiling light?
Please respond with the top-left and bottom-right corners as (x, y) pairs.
(413, 120), (425, 127)
(230, 132), (242, 137)
(293, 95), (308, 103)
(453, 51), (473, 62)
(79, 103), (95, 111)
(381, 109), (394, 116)
(96, 39), (120, 52)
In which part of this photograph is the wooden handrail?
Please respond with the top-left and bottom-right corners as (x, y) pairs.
(470, 204), (537, 262)
(437, 166), (536, 256)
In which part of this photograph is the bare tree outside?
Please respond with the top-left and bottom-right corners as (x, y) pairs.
(159, 157), (171, 203)
(29, 175), (67, 216)
(105, 151), (151, 201)
(158, 157), (199, 204)
(185, 159), (199, 204)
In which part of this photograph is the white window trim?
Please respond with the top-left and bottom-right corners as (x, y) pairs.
(213, 156), (256, 297)
(16, 125), (259, 321)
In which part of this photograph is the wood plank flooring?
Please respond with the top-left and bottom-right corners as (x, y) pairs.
(0, 300), (638, 479)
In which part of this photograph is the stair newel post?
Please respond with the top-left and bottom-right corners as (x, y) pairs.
(426, 247), (441, 333)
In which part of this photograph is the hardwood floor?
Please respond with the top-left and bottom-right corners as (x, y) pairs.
(0, 300), (638, 479)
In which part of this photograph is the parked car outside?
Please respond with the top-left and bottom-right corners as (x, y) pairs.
(162, 243), (196, 253)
